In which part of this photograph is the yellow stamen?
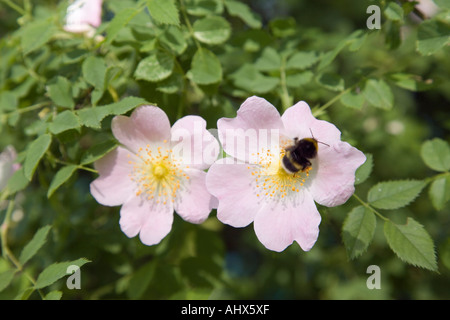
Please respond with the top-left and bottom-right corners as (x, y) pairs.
(129, 145), (189, 204)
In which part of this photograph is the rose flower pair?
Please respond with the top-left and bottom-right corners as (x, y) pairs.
(90, 96), (366, 252)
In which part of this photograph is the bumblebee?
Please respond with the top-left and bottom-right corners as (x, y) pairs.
(281, 133), (329, 174)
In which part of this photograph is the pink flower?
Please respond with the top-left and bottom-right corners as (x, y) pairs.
(206, 96), (366, 252)
(90, 105), (219, 246)
(64, 0), (103, 36)
(0, 146), (20, 191)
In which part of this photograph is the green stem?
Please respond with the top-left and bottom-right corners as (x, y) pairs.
(352, 193), (389, 222)
(1, 200), (17, 262)
(3, 101), (51, 119)
(279, 57), (293, 110)
(180, 0), (202, 51)
(0, 199), (45, 298)
(312, 84), (356, 117)
(46, 150), (99, 174)
(424, 171), (450, 184)
(1, 0), (25, 15)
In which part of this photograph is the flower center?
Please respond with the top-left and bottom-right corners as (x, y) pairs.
(129, 142), (188, 205)
(152, 163), (168, 179)
(249, 148), (311, 200)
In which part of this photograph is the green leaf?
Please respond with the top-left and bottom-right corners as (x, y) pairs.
(225, 0), (262, 28)
(317, 41), (347, 70)
(35, 258), (90, 289)
(230, 64), (279, 94)
(147, 0), (180, 26)
(80, 140), (118, 165)
(105, 7), (140, 44)
(347, 30), (367, 51)
(0, 91), (18, 112)
(0, 270), (16, 292)
(46, 76), (75, 109)
(429, 176), (450, 210)
(433, 0), (450, 9)
(416, 19), (450, 55)
(254, 47), (282, 72)
(269, 17), (297, 38)
(49, 111), (81, 135)
(342, 206), (376, 259)
(180, 256), (222, 288)
(286, 51), (319, 70)
(187, 48), (222, 85)
(368, 180), (426, 210)
(19, 225), (52, 266)
(44, 291), (63, 300)
(388, 73), (434, 91)
(340, 87), (365, 109)
(363, 79), (394, 110)
(107, 96), (149, 116)
(82, 56), (107, 91)
(317, 30), (367, 70)
(20, 18), (56, 55)
(286, 71), (313, 88)
(156, 72), (184, 94)
(193, 16), (231, 45)
(14, 287), (35, 300)
(316, 72), (345, 92)
(384, 2), (404, 21)
(134, 51), (174, 82)
(159, 26), (187, 55)
(355, 153), (373, 185)
(185, 0), (224, 16)
(420, 138), (450, 172)
(76, 107), (111, 129)
(127, 261), (156, 299)
(24, 134), (52, 181)
(47, 165), (77, 198)
(5, 167), (29, 195)
(77, 96), (148, 128)
(384, 218), (437, 271)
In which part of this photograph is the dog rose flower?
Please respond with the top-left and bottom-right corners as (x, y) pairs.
(64, 0), (103, 37)
(206, 96), (366, 252)
(90, 105), (219, 246)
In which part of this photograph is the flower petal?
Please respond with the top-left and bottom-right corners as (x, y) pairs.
(281, 101), (341, 145)
(90, 147), (136, 206)
(309, 141), (366, 207)
(112, 105), (171, 153)
(119, 196), (174, 246)
(253, 192), (321, 252)
(206, 158), (260, 227)
(218, 96), (284, 163)
(139, 201), (174, 246)
(64, 0), (102, 34)
(171, 115), (219, 170)
(174, 169), (214, 224)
